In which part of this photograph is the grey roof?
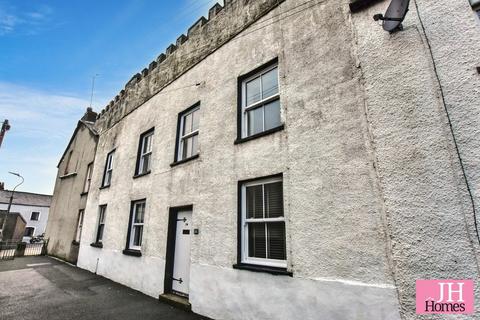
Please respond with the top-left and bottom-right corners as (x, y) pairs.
(0, 190), (52, 207)
(0, 210), (26, 223)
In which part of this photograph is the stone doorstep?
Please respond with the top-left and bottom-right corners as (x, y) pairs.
(159, 293), (191, 312)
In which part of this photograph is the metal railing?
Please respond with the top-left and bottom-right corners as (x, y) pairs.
(0, 239), (49, 261)
(0, 241), (17, 260)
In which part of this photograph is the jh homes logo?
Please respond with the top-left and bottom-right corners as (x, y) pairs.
(416, 280), (474, 314)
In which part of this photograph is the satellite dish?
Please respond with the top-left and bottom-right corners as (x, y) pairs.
(373, 0), (410, 33)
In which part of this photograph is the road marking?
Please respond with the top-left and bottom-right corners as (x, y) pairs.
(49, 256), (77, 267)
(26, 263), (51, 267)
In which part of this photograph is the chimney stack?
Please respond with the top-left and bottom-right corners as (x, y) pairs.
(81, 107), (98, 123)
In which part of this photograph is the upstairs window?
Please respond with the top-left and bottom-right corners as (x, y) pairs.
(30, 212), (40, 221)
(83, 163), (93, 193)
(135, 128), (154, 176)
(96, 205), (107, 243)
(127, 200), (146, 251)
(239, 59), (281, 139)
(102, 150), (114, 187)
(175, 103), (200, 163)
(240, 175), (287, 268)
(64, 150), (73, 175)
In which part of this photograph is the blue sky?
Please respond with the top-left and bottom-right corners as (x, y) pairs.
(0, 0), (220, 194)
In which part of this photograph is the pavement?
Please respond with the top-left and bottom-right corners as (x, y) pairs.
(0, 256), (207, 320)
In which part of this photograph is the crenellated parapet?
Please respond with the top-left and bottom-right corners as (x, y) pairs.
(95, 0), (285, 133)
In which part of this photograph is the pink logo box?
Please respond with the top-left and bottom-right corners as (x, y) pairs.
(416, 280), (474, 314)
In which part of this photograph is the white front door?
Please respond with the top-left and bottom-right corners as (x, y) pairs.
(172, 210), (192, 296)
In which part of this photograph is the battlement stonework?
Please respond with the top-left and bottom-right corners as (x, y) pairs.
(95, 0), (285, 133)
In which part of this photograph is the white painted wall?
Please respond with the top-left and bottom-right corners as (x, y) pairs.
(190, 264), (400, 320)
(77, 1), (401, 318)
(0, 203), (49, 241)
(78, 245), (165, 298)
(74, 0), (480, 319)
(350, 0), (480, 317)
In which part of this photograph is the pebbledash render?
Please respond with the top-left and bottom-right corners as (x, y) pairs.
(45, 0), (480, 319)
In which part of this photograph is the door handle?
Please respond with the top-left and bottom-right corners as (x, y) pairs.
(172, 277), (183, 284)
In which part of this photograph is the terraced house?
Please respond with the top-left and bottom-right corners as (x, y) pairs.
(46, 0), (480, 319)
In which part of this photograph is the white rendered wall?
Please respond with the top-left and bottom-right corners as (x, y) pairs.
(77, 1), (401, 318)
(0, 203), (49, 241)
(75, 0), (480, 318)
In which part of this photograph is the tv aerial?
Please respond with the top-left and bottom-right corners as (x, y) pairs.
(373, 0), (410, 33)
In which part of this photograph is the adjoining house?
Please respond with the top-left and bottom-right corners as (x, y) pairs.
(44, 108), (98, 264)
(46, 0), (480, 319)
(0, 189), (52, 242)
(0, 211), (26, 242)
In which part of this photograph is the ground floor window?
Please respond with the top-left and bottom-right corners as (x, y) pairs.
(24, 227), (35, 237)
(128, 200), (146, 251)
(96, 205), (107, 243)
(240, 175), (287, 268)
(75, 210), (84, 243)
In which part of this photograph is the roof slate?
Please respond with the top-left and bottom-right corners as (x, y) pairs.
(0, 190), (52, 207)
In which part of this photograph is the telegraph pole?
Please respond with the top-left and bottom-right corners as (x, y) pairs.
(0, 120), (11, 149)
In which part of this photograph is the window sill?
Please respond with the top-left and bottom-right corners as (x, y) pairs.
(71, 240), (80, 246)
(90, 242), (103, 248)
(59, 172), (78, 180)
(122, 249), (142, 257)
(80, 191), (89, 197)
(170, 154), (200, 167)
(349, 0), (382, 13)
(133, 171), (151, 179)
(99, 185), (110, 190)
(234, 125), (284, 145)
(233, 263), (292, 276)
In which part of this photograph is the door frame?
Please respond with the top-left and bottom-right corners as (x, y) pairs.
(164, 205), (193, 295)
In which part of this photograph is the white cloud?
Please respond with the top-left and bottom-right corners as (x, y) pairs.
(0, 82), (90, 194)
(0, 10), (19, 35)
(0, 4), (53, 36)
(0, 82), (88, 139)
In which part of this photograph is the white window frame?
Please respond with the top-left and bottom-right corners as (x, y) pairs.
(103, 151), (114, 187)
(177, 106), (200, 161)
(241, 176), (287, 268)
(83, 163), (93, 193)
(129, 200), (146, 251)
(241, 64), (281, 138)
(75, 210), (84, 243)
(30, 211), (40, 221)
(138, 132), (153, 174)
(96, 205), (107, 243)
(24, 226), (35, 237)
